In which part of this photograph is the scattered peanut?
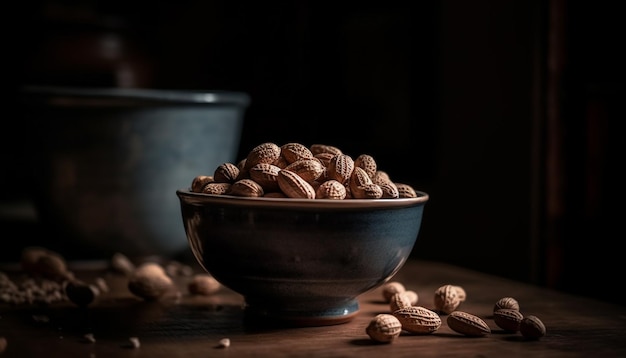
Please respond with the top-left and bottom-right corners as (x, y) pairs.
(366, 314), (403, 343)
(82, 333), (96, 344)
(494, 297), (520, 313)
(127, 263), (174, 301)
(446, 311), (491, 337)
(403, 290), (419, 305)
(217, 338), (231, 348)
(110, 252), (135, 276)
(393, 306), (442, 334)
(128, 337), (141, 349)
(20, 247), (72, 281)
(452, 285), (467, 302)
(64, 280), (100, 307)
(520, 315), (546, 340)
(434, 284), (463, 314)
(493, 308), (524, 332)
(382, 281), (406, 303)
(389, 292), (413, 312)
(188, 274), (221, 295)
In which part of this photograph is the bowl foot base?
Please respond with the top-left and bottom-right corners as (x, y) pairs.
(242, 299), (360, 327)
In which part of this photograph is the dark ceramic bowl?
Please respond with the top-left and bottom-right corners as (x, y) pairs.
(21, 86), (249, 259)
(176, 189), (429, 326)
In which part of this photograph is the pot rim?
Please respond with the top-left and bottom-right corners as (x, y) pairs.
(21, 85), (251, 107)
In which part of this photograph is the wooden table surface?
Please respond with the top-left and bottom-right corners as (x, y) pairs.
(1, 258), (625, 357)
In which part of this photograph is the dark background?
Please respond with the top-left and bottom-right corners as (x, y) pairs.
(2, 1), (624, 306)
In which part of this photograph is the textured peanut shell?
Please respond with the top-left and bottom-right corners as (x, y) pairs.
(128, 263), (173, 301)
(354, 154), (377, 178)
(213, 163), (240, 183)
(281, 142), (313, 164)
(493, 308), (523, 332)
(310, 144), (342, 156)
(249, 163), (281, 192)
(284, 158), (324, 183)
(434, 284), (461, 314)
(202, 183), (231, 195)
(349, 167), (376, 199)
(244, 142), (281, 170)
(396, 183), (418, 198)
(393, 306), (442, 334)
(366, 314), (402, 343)
(520, 315), (546, 339)
(277, 169), (316, 199)
(382, 281), (406, 302)
(494, 297), (520, 313)
(229, 179), (264, 197)
(191, 175), (214, 193)
(389, 292), (413, 312)
(446, 311), (491, 336)
(315, 180), (346, 200)
(372, 170), (391, 185)
(379, 181), (400, 199)
(327, 154), (354, 185)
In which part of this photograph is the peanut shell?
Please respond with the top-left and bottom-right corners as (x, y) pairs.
(393, 306), (442, 334)
(446, 311), (491, 337)
(366, 314), (402, 343)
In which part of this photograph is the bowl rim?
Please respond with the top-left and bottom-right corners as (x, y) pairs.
(176, 188), (428, 210)
(21, 85), (251, 107)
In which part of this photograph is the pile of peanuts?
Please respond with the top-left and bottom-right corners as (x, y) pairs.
(190, 142), (419, 200)
(366, 281), (547, 343)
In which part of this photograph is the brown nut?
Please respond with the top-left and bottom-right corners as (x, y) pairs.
(191, 175), (214, 192)
(284, 158), (325, 183)
(520, 315), (546, 339)
(244, 142), (281, 170)
(213, 163), (240, 183)
(310, 144), (342, 156)
(127, 263), (173, 301)
(65, 280), (100, 307)
(389, 291), (413, 312)
(188, 274), (221, 296)
(382, 281), (406, 302)
(229, 179), (265, 197)
(434, 284), (462, 314)
(396, 183), (418, 198)
(393, 306), (442, 334)
(315, 179), (347, 200)
(493, 308), (524, 332)
(494, 297), (520, 313)
(277, 169), (316, 199)
(446, 311), (491, 337)
(354, 154), (377, 178)
(249, 163), (281, 192)
(327, 154), (354, 185)
(366, 314), (402, 343)
(202, 182), (231, 195)
(281, 142), (314, 164)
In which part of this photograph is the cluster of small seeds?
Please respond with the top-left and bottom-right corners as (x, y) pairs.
(0, 247), (74, 305)
(0, 271), (67, 305)
(0, 248), (225, 353)
(191, 142), (419, 199)
(366, 281), (547, 343)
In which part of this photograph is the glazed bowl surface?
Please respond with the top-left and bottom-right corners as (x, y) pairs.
(176, 189), (429, 326)
(22, 86), (249, 259)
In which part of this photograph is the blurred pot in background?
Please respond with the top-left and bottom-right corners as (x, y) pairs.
(22, 86), (249, 260)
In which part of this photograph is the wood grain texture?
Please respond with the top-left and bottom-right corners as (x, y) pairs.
(1, 259), (625, 357)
